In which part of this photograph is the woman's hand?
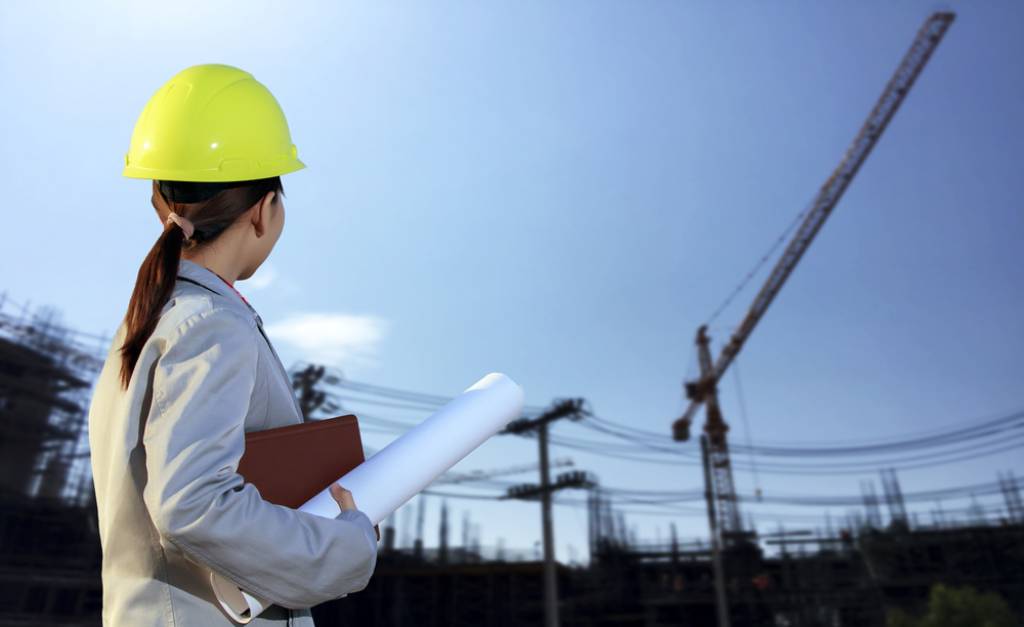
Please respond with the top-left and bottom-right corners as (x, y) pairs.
(329, 482), (357, 512)
(329, 482), (380, 542)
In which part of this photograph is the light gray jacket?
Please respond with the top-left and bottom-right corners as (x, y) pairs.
(88, 258), (378, 626)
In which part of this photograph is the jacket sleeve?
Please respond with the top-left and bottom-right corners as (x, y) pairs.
(141, 308), (378, 609)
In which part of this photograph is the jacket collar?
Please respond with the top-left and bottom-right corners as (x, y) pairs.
(176, 258), (260, 324)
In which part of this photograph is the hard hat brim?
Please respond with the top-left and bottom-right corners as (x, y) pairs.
(123, 157), (306, 182)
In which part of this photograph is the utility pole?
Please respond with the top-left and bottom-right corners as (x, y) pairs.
(414, 494), (425, 560)
(290, 364), (326, 418)
(701, 434), (731, 627)
(538, 418), (556, 623)
(504, 399), (592, 627)
(439, 499), (449, 564)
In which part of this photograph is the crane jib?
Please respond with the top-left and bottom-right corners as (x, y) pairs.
(676, 12), (956, 437)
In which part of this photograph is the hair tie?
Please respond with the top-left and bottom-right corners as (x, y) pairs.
(166, 212), (195, 240)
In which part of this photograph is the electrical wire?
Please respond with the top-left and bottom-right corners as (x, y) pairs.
(311, 371), (1023, 527)
(731, 356), (762, 496)
(704, 196), (815, 326)
(336, 376), (1024, 475)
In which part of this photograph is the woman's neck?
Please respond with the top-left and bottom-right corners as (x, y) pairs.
(181, 251), (239, 285)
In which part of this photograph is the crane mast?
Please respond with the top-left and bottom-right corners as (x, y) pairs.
(673, 12), (955, 546)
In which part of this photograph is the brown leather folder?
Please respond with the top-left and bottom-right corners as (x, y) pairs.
(237, 414), (379, 539)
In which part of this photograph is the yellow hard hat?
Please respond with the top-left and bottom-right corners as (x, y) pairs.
(123, 63), (305, 182)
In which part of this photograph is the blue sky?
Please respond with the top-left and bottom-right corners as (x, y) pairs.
(2, 1), (1022, 563)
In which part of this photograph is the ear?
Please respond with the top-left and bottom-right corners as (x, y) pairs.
(251, 191), (276, 237)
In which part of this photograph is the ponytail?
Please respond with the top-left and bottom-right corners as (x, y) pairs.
(117, 220), (188, 389)
(117, 176), (284, 390)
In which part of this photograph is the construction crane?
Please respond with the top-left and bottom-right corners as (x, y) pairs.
(672, 11), (956, 549)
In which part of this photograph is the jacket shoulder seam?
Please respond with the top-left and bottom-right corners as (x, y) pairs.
(167, 306), (257, 341)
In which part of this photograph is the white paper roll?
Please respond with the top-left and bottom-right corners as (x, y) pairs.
(212, 372), (524, 622)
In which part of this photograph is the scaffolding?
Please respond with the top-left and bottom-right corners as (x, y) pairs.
(0, 292), (108, 506)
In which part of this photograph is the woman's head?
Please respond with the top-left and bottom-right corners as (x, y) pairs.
(118, 63), (304, 390)
(151, 177), (285, 278)
(117, 176), (285, 390)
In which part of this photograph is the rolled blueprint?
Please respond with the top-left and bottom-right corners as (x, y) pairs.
(211, 372), (525, 622)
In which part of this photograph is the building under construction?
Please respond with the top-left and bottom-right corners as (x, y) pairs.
(0, 292), (1022, 627)
(0, 294), (106, 626)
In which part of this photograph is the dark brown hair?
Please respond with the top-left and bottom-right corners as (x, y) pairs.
(117, 176), (285, 390)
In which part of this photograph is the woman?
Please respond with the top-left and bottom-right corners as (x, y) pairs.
(87, 64), (379, 626)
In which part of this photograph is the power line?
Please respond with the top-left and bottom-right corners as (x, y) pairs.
(704, 196), (815, 327)
(352, 408), (1024, 479)
(313, 360), (1024, 462)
